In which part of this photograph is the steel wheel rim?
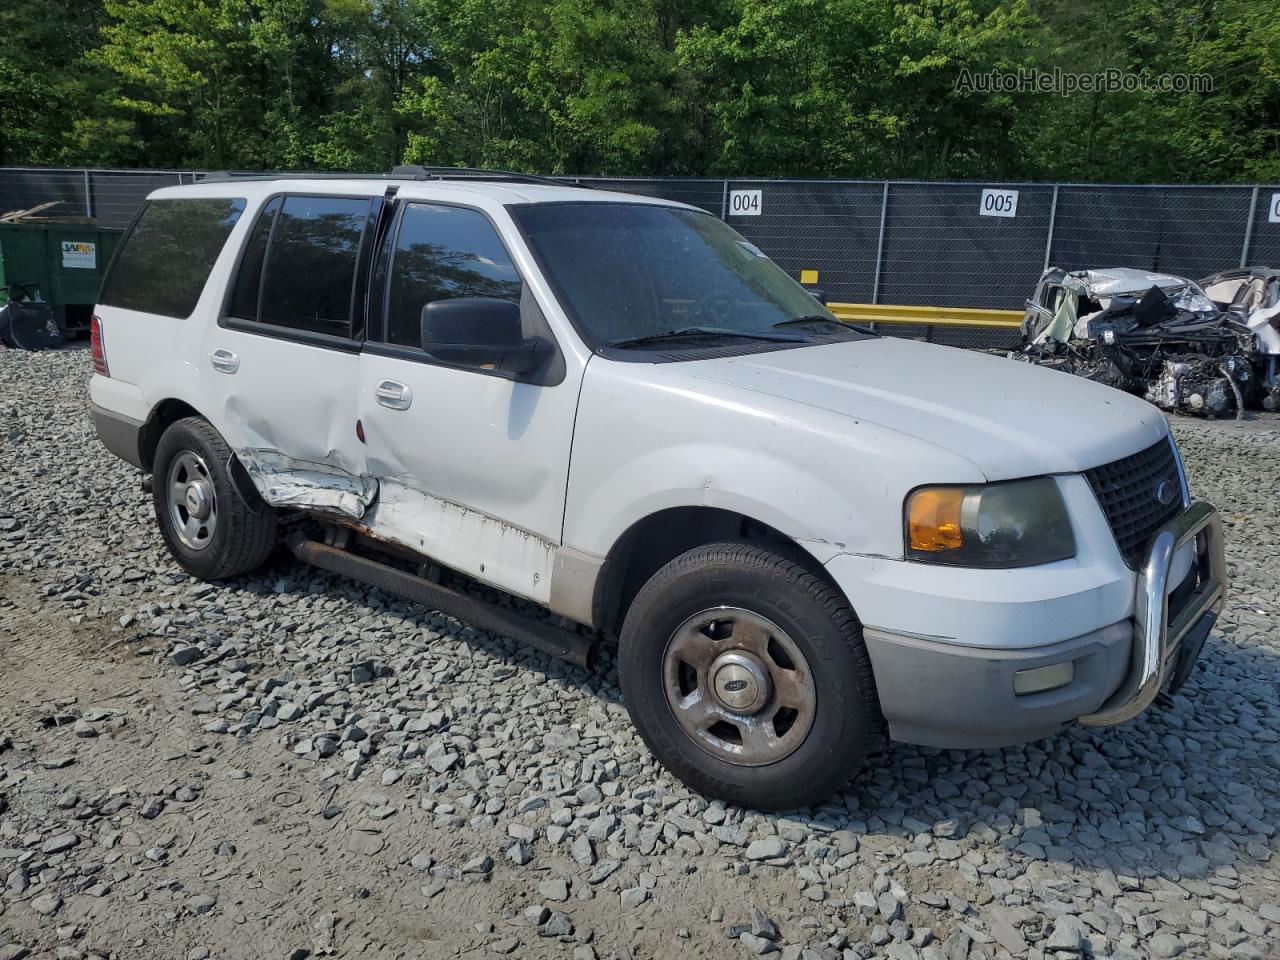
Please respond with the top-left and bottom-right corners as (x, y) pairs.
(662, 606), (816, 767)
(166, 450), (217, 551)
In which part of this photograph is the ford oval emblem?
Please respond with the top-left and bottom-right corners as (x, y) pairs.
(1154, 479), (1177, 507)
(722, 679), (749, 693)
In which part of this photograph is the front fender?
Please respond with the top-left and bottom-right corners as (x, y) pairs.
(562, 358), (984, 564)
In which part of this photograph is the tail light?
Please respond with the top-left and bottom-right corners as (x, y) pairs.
(91, 314), (109, 376)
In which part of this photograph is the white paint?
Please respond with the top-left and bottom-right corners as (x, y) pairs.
(1248, 301), (1280, 355)
(979, 188), (1018, 218)
(728, 190), (762, 216)
(92, 173), (1182, 670)
(203, 328), (366, 498)
(361, 481), (557, 604)
(355, 342), (582, 601)
(563, 340), (1168, 647)
(1269, 192), (1280, 224)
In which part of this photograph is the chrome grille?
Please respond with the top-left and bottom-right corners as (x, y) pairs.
(1084, 438), (1184, 569)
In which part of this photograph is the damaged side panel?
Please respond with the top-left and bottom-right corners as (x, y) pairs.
(360, 480), (556, 605)
(234, 452), (556, 604)
(236, 448), (378, 519)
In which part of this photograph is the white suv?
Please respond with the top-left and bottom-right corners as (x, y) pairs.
(89, 169), (1225, 810)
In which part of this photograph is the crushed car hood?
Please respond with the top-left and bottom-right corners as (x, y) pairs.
(684, 337), (1169, 480)
(1080, 268), (1197, 297)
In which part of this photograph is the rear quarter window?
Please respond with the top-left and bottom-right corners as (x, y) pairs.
(99, 197), (246, 319)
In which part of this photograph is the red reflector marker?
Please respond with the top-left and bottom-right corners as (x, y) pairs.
(90, 314), (109, 376)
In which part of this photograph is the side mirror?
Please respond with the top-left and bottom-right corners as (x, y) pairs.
(805, 287), (827, 306)
(420, 297), (548, 375)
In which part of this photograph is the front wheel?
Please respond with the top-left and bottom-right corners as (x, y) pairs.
(152, 417), (277, 581)
(618, 542), (880, 811)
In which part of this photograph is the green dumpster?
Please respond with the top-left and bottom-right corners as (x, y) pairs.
(0, 222), (124, 337)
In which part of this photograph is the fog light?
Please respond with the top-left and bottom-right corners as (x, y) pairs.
(1013, 661), (1075, 695)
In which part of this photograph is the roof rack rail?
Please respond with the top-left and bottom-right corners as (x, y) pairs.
(195, 166), (586, 188)
(388, 165), (578, 188)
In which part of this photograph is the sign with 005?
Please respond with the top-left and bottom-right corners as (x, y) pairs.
(979, 189), (1019, 218)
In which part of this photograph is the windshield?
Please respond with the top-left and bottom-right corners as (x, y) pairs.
(510, 202), (859, 351)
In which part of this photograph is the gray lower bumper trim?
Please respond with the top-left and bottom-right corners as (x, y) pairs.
(91, 403), (145, 469)
(864, 621), (1133, 749)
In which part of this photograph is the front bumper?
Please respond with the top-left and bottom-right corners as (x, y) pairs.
(1078, 500), (1225, 725)
(862, 501), (1226, 748)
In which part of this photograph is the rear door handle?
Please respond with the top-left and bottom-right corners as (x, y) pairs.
(210, 348), (239, 374)
(375, 380), (412, 410)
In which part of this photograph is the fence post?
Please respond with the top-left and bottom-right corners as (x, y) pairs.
(720, 178), (729, 219)
(1042, 184), (1059, 272)
(1240, 186), (1259, 268)
(871, 181), (889, 304)
(82, 170), (93, 219)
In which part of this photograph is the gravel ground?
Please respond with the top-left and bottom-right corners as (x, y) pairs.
(1, 345), (1278, 960)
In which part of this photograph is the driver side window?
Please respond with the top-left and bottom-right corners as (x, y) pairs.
(385, 203), (523, 347)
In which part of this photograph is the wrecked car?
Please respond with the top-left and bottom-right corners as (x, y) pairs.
(1020, 267), (1253, 418)
(1199, 267), (1280, 411)
(90, 171), (1224, 811)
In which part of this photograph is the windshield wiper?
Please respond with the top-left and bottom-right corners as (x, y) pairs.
(610, 326), (805, 348)
(772, 315), (876, 336)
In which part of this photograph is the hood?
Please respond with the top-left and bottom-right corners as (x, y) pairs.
(1071, 268), (1218, 317)
(1078, 268), (1190, 297)
(683, 338), (1169, 480)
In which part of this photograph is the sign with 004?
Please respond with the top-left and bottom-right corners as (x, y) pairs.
(729, 190), (762, 216)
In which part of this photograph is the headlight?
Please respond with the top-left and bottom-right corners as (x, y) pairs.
(904, 477), (1076, 567)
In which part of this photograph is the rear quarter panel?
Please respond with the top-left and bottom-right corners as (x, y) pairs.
(91, 185), (265, 441)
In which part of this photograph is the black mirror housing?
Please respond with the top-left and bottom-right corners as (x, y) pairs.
(420, 297), (547, 375)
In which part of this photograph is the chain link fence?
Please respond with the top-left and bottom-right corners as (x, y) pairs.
(5, 166), (1280, 347)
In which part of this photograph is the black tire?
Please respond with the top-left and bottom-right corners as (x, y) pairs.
(152, 417), (277, 581)
(618, 542), (879, 811)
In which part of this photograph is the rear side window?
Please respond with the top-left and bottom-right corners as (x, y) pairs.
(100, 198), (245, 318)
(386, 203), (523, 346)
(250, 195), (372, 338)
(228, 197), (280, 321)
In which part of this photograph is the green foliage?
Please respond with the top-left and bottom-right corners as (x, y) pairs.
(0, 0), (1276, 180)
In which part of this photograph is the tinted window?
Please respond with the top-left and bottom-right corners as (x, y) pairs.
(100, 198), (245, 318)
(386, 203), (522, 346)
(259, 195), (371, 337)
(228, 197), (280, 321)
(511, 203), (852, 348)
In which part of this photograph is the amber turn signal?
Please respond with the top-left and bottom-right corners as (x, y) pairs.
(906, 487), (964, 552)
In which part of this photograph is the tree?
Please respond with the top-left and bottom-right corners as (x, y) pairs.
(0, 0), (1275, 181)
(0, 0), (107, 165)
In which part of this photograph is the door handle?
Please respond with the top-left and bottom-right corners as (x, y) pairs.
(375, 379), (412, 410)
(210, 348), (239, 374)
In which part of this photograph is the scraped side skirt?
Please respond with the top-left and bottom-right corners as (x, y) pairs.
(284, 532), (596, 669)
(235, 451), (560, 608)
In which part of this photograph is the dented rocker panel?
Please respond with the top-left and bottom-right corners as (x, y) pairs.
(358, 479), (557, 605)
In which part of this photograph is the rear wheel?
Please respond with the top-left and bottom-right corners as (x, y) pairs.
(618, 542), (879, 811)
(152, 417), (276, 580)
